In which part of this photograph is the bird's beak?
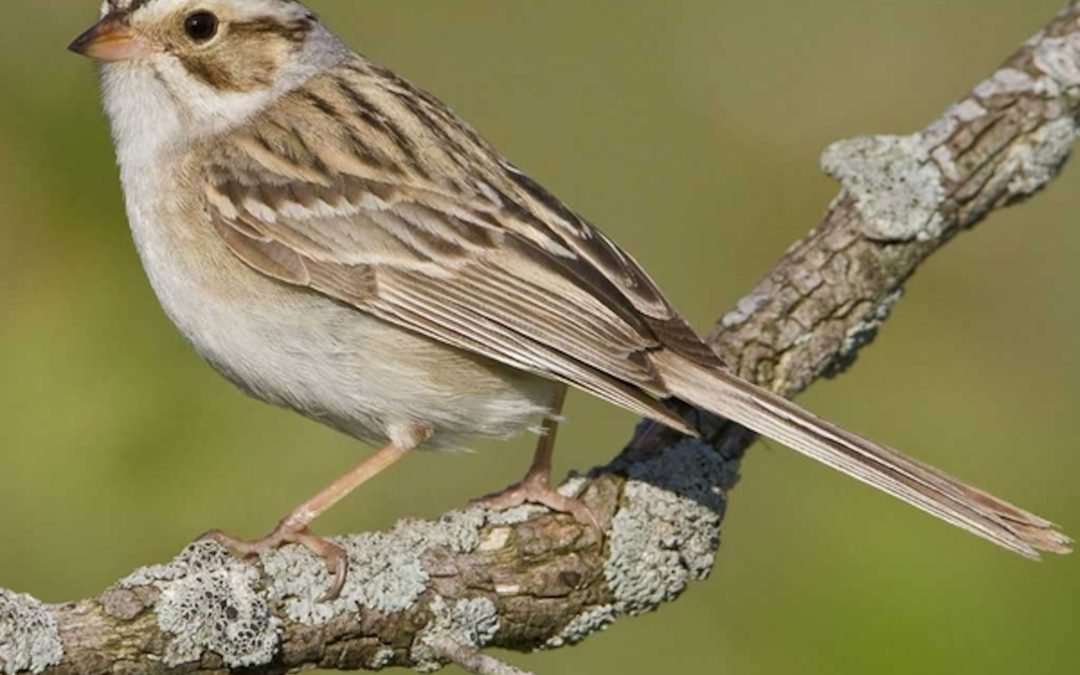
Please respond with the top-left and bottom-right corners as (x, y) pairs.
(68, 15), (153, 63)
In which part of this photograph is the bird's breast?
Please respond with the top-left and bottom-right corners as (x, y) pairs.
(117, 163), (557, 447)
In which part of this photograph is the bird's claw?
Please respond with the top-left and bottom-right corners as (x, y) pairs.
(199, 524), (348, 601)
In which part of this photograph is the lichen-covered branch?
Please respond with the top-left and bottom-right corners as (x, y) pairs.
(3, 4), (1079, 674)
(711, 3), (1080, 397)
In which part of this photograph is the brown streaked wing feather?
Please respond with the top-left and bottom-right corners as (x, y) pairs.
(207, 194), (697, 436)
(367, 277), (695, 434)
(200, 58), (722, 434)
(307, 59), (692, 324)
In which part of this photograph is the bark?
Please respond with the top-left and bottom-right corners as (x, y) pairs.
(2, 3), (1078, 674)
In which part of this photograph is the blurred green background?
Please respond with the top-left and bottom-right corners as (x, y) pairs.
(2, 1), (1077, 673)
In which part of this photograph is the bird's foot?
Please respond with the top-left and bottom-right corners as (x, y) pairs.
(200, 521), (347, 601)
(472, 474), (602, 535)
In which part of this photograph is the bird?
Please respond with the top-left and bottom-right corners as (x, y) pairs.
(68, 0), (1070, 599)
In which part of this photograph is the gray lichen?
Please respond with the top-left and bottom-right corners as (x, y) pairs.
(1034, 34), (1080, 89)
(973, 67), (1037, 98)
(0, 591), (62, 675)
(1003, 117), (1078, 198)
(545, 604), (617, 648)
(119, 541), (280, 668)
(721, 283), (774, 329)
(827, 288), (906, 378)
(412, 597), (501, 672)
(951, 98), (990, 122)
(485, 505), (545, 526)
(263, 508), (486, 625)
(821, 134), (947, 242)
(368, 647), (397, 669)
(606, 439), (734, 614)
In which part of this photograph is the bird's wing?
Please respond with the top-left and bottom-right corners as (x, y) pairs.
(198, 59), (1072, 558)
(200, 59), (716, 433)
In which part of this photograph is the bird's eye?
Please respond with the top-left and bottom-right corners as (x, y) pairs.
(183, 11), (220, 42)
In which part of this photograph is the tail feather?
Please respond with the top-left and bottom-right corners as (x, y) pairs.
(651, 350), (1072, 558)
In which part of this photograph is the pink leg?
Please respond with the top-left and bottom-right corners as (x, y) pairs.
(472, 386), (599, 531)
(203, 428), (426, 601)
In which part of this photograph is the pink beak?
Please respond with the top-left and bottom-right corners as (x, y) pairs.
(68, 15), (154, 63)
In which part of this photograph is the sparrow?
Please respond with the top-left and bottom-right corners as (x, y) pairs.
(68, 0), (1070, 599)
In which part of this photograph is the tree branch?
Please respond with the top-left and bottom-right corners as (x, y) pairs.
(3, 4), (1079, 674)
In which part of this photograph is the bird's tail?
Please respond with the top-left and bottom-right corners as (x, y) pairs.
(651, 350), (1072, 558)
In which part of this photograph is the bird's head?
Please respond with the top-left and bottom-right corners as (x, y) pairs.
(70, 0), (348, 150)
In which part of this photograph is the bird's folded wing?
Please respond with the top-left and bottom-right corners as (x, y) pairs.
(200, 68), (721, 433)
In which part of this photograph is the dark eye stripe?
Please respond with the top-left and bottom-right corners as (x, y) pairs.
(229, 18), (313, 43)
(176, 16), (314, 92)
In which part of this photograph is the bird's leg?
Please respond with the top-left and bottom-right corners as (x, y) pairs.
(472, 387), (599, 531)
(202, 426), (428, 601)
